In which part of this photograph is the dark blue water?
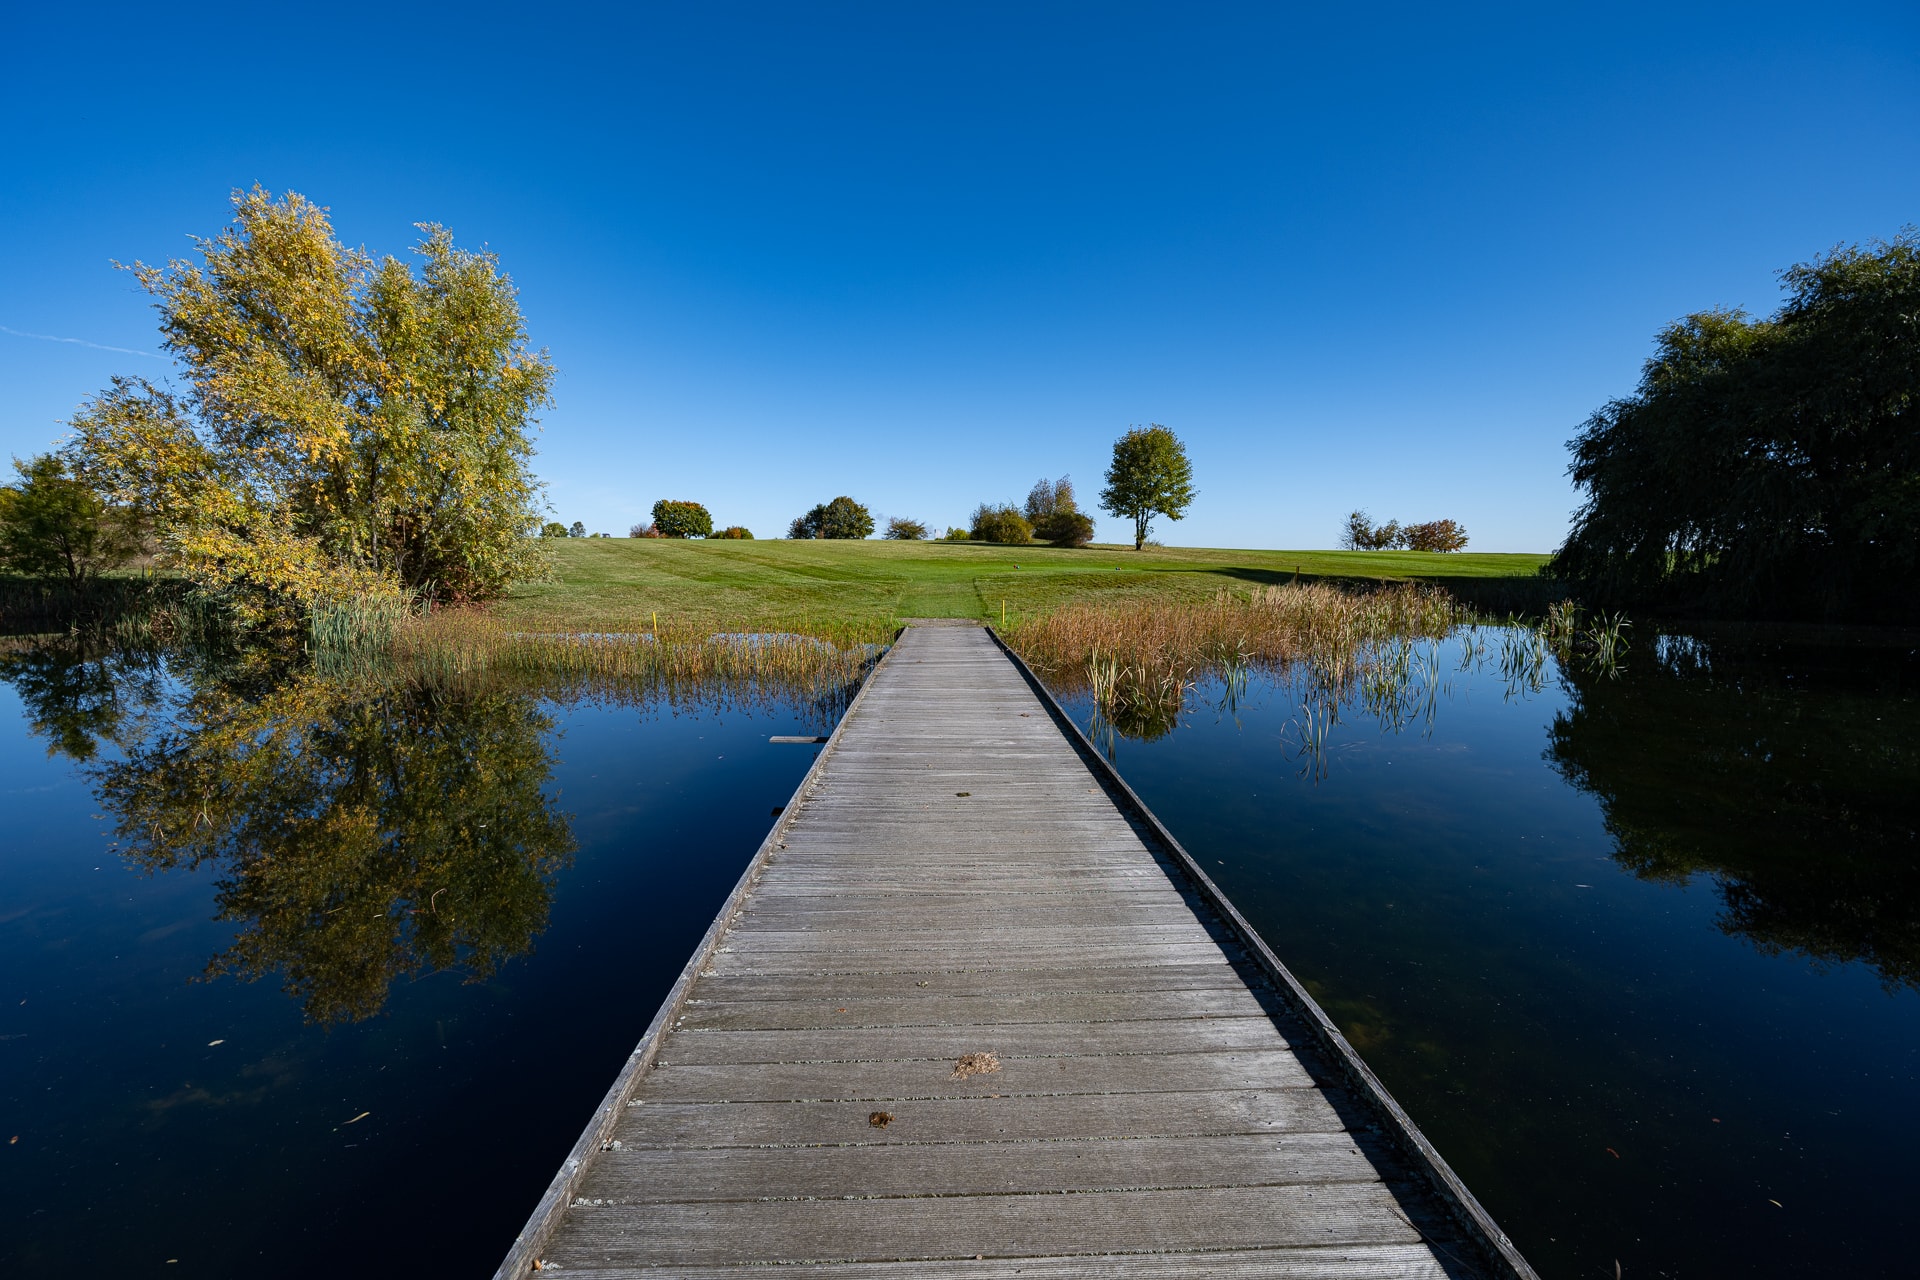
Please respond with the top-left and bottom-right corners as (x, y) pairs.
(1057, 626), (1920, 1279)
(0, 647), (837, 1276)
(4, 628), (1916, 1277)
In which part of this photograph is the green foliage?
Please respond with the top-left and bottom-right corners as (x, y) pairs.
(1342, 510), (1401, 551)
(942, 526), (970, 541)
(1404, 519), (1468, 553)
(1025, 474), (1091, 543)
(1343, 510), (1468, 553)
(712, 525), (754, 539)
(789, 496), (874, 539)
(1099, 424), (1196, 550)
(1038, 510), (1096, 547)
(541, 520), (569, 538)
(0, 453), (141, 584)
(884, 516), (930, 540)
(64, 188), (553, 615)
(969, 503), (1032, 544)
(651, 499), (713, 539)
(1024, 475), (1076, 525)
(569, 521), (586, 538)
(1549, 231), (1920, 617)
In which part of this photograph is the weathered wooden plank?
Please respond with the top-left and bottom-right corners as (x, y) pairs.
(545, 1182), (1425, 1268)
(676, 985), (1266, 1030)
(658, 1016), (1285, 1066)
(718, 923), (1217, 951)
(635, 1048), (1319, 1103)
(703, 941), (1235, 975)
(543, 1244), (1450, 1280)
(738, 902), (1205, 931)
(688, 962), (1244, 1003)
(575, 1132), (1387, 1203)
(611, 1087), (1349, 1149)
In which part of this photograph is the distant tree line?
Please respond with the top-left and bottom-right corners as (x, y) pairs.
(1341, 511), (1469, 552)
(1549, 232), (1920, 618)
(530, 425), (1198, 554)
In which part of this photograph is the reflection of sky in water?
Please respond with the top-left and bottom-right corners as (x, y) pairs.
(1059, 625), (1920, 1279)
(0, 653), (835, 1276)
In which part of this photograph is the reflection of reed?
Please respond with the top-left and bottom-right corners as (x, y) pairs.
(1011, 583), (1643, 777)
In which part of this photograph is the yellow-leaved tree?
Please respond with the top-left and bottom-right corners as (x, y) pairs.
(66, 188), (554, 614)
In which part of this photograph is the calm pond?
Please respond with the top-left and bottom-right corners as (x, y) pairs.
(2, 624), (1916, 1276)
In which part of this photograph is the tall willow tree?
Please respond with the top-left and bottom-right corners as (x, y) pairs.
(67, 189), (554, 612)
(1550, 232), (1920, 618)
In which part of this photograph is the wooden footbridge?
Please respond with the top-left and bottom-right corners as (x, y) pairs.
(496, 623), (1535, 1279)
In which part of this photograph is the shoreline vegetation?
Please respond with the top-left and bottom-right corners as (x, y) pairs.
(1, 541), (1611, 740)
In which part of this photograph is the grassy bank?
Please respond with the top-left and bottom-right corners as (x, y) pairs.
(500, 539), (1552, 629)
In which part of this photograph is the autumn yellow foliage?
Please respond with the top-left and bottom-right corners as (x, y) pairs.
(66, 188), (554, 617)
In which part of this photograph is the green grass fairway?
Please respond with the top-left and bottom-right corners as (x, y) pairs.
(500, 540), (1551, 627)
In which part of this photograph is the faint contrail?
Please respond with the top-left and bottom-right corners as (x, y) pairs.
(0, 325), (161, 359)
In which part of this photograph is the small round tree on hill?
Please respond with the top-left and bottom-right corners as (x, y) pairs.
(789, 497), (874, 539)
(970, 503), (1031, 544)
(885, 516), (930, 540)
(651, 500), (713, 538)
(1099, 425), (1195, 550)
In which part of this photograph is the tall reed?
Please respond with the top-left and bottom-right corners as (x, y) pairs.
(1005, 581), (1465, 718)
(309, 602), (895, 709)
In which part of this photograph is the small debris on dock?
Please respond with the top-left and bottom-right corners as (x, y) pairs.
(868, 1111), (894, 1128)
(952, 1051), (1001, 1079)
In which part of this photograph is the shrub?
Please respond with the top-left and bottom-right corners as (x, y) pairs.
(629, 522), (662, 538)
(970, 503), (1032, 544)
(541, 521), (569, 539)
(1025, 475), (1076, 526)
(713, 525), (754, 539)
(789, 496), (874, 539)
(1036, 510), (1095, 547)
(651, 499), (713, 539)
(0, 453), (142, 585)
(942, 527), (969, 541)
(885, 516), (930, 540)
(1340, 511), (1402, 550)
(1403, 519), (1469, 553)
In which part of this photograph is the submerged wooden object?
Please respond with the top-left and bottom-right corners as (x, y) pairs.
(496, 622), (1535, 1279)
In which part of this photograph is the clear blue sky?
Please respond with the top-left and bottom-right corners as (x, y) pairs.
(3, 3), (1915, 551)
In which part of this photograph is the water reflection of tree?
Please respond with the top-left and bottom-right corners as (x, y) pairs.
(1547, 634), (1920, 990)
(0, 641), (166, 761)
(2, 643), (575, 1023)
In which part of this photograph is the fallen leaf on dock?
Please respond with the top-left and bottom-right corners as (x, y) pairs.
(952, 1052), (1001, 1079)
(868, 1111), (894, 1128)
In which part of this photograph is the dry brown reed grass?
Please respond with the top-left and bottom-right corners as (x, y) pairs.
(362, 607), (896, 710)
(1003, 581), (1466, 729)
